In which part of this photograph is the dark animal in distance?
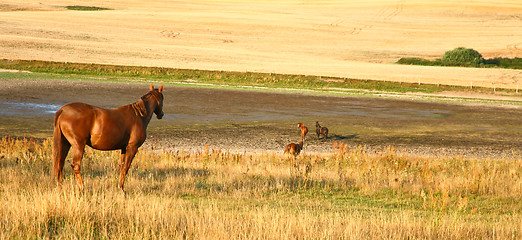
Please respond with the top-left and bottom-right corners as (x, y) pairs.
(315, 121), (329, 139)
(284, 140), (304, 157)
(297, 123), (308, 140)
(53, 84), (164, 192)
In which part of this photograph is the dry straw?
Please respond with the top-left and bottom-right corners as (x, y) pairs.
(1, 137), (521, 239)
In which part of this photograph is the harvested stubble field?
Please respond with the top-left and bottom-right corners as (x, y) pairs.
(1, 136), (521, 239)
(0, 0), (521, 88)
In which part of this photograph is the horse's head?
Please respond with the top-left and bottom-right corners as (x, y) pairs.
(150, 84), (164, 119)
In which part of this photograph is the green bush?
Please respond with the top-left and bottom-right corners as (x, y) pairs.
(65, 6), (112, 11)
(441, 47), (484, 67)
(397, 48), (521, 70)
(397, 58), (443, 66)
(492, 57), (522, 69)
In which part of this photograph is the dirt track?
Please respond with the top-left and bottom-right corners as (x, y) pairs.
(2, 78), (522, 158)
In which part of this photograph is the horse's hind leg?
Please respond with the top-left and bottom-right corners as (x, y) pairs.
(70, 143), (86, 190)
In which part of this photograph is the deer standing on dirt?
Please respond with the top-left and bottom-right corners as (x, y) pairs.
(297, 123), (308, 140)
(315, 121), (329, 139)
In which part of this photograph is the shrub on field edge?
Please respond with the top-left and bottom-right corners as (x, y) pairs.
(441, 47), (485, 67)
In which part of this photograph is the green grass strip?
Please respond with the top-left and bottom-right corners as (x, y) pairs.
(0, 59), (513, 95)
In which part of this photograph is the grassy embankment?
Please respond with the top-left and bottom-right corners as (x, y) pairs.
(0, 59), (515, 96)
(1, 137), (521, 239)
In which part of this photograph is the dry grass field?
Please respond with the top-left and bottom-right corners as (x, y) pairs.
(1, 0), (521, 88)
(1, 137), (521, 239)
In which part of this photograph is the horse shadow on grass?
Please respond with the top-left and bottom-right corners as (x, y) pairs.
(325, 134), (358, 141)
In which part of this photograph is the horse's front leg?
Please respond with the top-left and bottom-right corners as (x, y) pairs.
(116, 149), (125, 176)
(118, 146), (138, 193)
(71, 143), (86, 191)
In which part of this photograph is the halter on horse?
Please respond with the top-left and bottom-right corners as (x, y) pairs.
(53, 84), (164, 192)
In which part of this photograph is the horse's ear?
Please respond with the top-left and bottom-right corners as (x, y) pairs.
(150, 84), (154, 91)
(158, 84), (163, 93)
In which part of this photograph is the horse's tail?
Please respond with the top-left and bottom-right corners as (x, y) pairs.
(53, 108), (62, 127)
(284, 143), (299, 156)
(284, 144), (290, 154)
(52, 108), (68, 182)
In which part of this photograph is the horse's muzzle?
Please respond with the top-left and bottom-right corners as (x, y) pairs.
(157, 112), (164, 119)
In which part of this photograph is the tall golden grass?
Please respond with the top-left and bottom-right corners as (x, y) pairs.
(1, 136), (521, 239)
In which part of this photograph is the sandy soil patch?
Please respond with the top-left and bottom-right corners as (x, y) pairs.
(0, 0), (521, 88)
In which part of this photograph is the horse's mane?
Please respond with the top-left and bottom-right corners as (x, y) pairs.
(131, 90), (163, 117)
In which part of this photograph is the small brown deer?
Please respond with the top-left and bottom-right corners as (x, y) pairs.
(284, 140), (304, 157)
(315, 121), (329, 139)
(297, 123), (308, 140)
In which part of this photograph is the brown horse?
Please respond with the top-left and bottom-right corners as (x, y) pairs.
(297, 123), (308, 140)
(53, 84), (164, 192)
(315, 121), (329, 139)
(284, 140), (304, 157)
